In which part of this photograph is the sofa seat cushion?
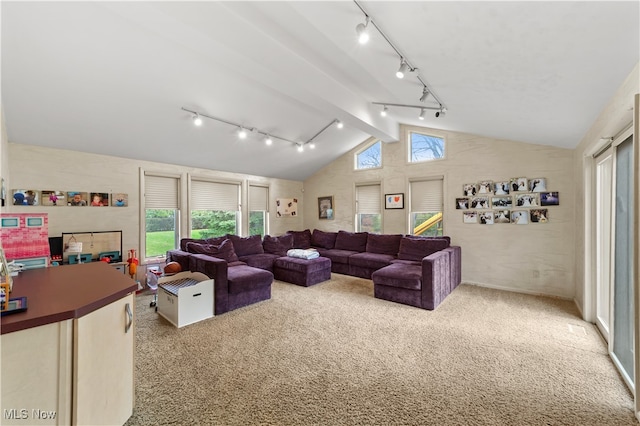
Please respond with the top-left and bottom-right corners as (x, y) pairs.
(227, 265), (273, 294)
(320, 249), (359, 265)
(372, 264), (422, 291)
(239, 253), (280, 271)
(349, 252), (395, 270)
(390, 259), (421, 266)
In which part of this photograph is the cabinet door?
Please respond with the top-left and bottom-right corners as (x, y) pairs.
(73, 293), (134, 425)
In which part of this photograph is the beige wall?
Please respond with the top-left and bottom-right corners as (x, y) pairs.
(6, 144), (303, 265)
(572, 62), (639, 319)
(1, 107), (8, 212)
(304, 124), (576, 298)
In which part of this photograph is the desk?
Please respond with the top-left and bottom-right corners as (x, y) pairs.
(1, 263), (137, 425)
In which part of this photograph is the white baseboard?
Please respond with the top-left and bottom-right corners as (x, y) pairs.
(462, 281), (573, 301)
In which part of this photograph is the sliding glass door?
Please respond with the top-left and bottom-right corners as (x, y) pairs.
(595, 148), (613, 340)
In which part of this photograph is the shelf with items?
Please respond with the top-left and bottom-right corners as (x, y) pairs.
(61, 230), (123, 265)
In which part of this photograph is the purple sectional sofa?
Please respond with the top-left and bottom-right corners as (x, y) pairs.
(304, 229), (461, 310)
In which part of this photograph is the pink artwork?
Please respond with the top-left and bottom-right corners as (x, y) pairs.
(0, 213), (50, 260)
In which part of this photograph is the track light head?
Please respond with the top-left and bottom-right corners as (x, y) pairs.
(419, 108), (425, 120)
(356, 17), (370, 44)
(396, 59), (408, 79)
(264, 135), (273, 146)
(297, 144), (304, 153)
(336, 120), (344, 129)
(380, 105), (388, 117)
(237, 127), (248, 139)
(419, 87), (430, 103)
(309, 142), (316, 149)
(435, 108), (446, 118)
(192, 113), (203, 126)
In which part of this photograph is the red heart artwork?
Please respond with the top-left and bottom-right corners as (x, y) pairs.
(394, 196), (400, 202)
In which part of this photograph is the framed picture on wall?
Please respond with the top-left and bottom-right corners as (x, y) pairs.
(385, 193), (404, 209)
(318, 196), (334, 219)
(540, 192), (559, 206)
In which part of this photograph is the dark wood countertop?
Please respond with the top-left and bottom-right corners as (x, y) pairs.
(1, 262), (138, 335)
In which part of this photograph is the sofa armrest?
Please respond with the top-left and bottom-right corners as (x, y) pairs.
(189, 253), (229, 315)
(442, 246), (461, 289)
(421, 250), (451, 310)
(166, 249), (191, 272)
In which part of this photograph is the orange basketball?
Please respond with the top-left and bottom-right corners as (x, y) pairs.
(164, 261), (182, 274)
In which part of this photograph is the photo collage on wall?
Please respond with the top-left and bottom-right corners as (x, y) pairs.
(12, 190), (128, 207)
(457, 178), (558, 225)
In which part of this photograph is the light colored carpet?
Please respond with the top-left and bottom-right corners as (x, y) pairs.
(125, 275), (635, 426)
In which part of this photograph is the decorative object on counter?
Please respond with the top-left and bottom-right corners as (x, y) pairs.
(1, 296), (27, 316)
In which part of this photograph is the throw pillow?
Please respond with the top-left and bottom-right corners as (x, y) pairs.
(185, 239), (240, 263)
(228, 234), (264, 257)
(180, 238), (206, 252)
(263, 234), (294, 256)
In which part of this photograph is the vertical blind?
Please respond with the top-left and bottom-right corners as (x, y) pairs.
(249, 185), (269, 211)
(410, 178), (443, 211)
(356, 184), (381, 214)
(145, 175), (179, 209)
(191, 180), (240, 211)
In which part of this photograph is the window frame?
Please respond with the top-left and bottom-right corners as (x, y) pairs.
(354, 139), (383, 171)
(408, 177), (444, 237)
(407, 131), (446, 164)
(355, 182), (382, 233)
(188, 176), (242, 239)
(140, 170), (181, 261)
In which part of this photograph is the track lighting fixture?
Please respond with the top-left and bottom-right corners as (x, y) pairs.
(380, 105), (388, 117)
(419, 87), (430, 103)
(396, 59), (408, 79)
(192, 113), (203, 126)
(182, 107), (340, 152)
(371, 102), (441, 119)
(356, 16), (370, 44)
(419, 108), (425, 120)
(435, 107), (447, 118)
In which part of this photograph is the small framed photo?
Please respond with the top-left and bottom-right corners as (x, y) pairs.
(471, 197), (489, 209)
(510, 177), (528, 192)
(42, 190), (66, 206)
(491, 196), (512, 208)
(540, 192), (559, 206)
(90, 192), (109, 207)
(111, 193), (129, 207)
(478, 181), (494, 194)
(494, 181), (510, 195)
(318, 196), (334, 219)
(385, 193), (404, 209)
(515, 193), (540, 207)
(463, 183), (477, 197)
(67, 191), (89, 206)
(463, 211), (478, 224)
(528, 178), (547, 192)
(456, 198), (469, 209)
(479, 211), (494, 225)
(12, 189), (39, 206)
(511, 210), (529, 225)
(530, 209), (549, 223)
(494, 210), (511, 223)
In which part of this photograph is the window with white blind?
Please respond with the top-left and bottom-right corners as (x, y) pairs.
(249, 184), (269, 237)
(144, 173), (180, 258)
(409, 178), (443, 237)
(190, 179), (241, 238)
(356, 183), (381, 233)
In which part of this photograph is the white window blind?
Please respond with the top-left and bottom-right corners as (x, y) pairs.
(249, 185), (268, 211)
(356, 184), (381, 214)
(191, 180), (240, 211)
(145, 175), (179, 209)
(410, 178), (443, 211)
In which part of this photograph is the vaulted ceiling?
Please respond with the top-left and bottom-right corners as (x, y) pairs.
(2, 1), (638, 180)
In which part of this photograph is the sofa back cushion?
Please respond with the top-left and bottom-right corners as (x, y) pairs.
(286, 229), (312, 249)
(397, 237), (450, 261)
(366, 233), (402, 255)
(228, 234), (264, 257)
(180, 238), (206, 252)
(185, 239), (239, 263)
(263, 234), (294, 256)
(311, 229), (337, 249)
(334, 231), (368, 252)
(205, 235), (230, 246)
(405, 234), (451, 245)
